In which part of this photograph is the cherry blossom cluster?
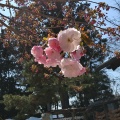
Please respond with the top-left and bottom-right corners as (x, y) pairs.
(31, 28), (86, 78)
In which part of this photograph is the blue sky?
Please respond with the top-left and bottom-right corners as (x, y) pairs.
(79, 0), (118, 93)
(92, 0), (120, 94)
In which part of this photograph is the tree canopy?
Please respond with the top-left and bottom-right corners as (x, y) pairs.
(0, 0), (120, 119)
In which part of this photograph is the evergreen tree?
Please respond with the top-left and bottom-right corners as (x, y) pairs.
(69, 72), (113, 107)
(0, 30), (23, 119)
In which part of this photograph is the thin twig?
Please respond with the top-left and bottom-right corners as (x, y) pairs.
(8, 0), (12, 18)
(94, 25), (120, 37)
(0, 13), (11, 20)
(0, 3), (19, 9)
(105, 17), (120, 27)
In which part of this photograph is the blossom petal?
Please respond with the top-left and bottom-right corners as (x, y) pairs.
(48, 38), (62, 52)
(31, 46), (43, 58)
(44, 47), (61, 60)
(60, 58), (86, 78)
(58, 28), (81, 52)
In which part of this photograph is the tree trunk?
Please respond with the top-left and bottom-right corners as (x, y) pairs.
(60, 89), (70, 117)
(60, 90), (69, 109)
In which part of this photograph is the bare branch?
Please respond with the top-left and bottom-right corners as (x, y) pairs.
(8, 0), (13, 18)
(0, 3), (19, 9)
(105, 17), (120, 27)
(114, 0), (120, 13)
(0, 13), (11, 20)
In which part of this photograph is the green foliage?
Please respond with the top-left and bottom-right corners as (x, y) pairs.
(0, 39), (23, 119)
(3, 59), (62, 118)
(4, 94), (38, 120)
(55, 71), (113, 108)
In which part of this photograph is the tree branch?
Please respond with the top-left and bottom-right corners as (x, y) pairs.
(0, 3), (19, 9)
(105, 17), (120, 27)
(8, 0), (13, 18)
(95, 57), (118, 72)
(93, 25), (120, 38)
(0, 13), (11, 20)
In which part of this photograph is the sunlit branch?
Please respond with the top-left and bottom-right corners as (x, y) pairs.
(0, 19), (19, 34)
(0, 19), (28, 41)
(94, 25), (120, 38)
(43, 0), (120, 12)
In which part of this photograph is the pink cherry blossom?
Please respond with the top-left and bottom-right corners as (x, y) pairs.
(58, 28), (81, 52)
(44, 47), (61, 60)
(48, 38), (62, 52)
(35, 55), (46, 64)
(70, 45), (85, 60)
(31, 28), (86, 78)
(59, 58), (86, 78)
(45, 59), (60, 67)
(79, 67), (86, 76)
(31, 46), (43, 58)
